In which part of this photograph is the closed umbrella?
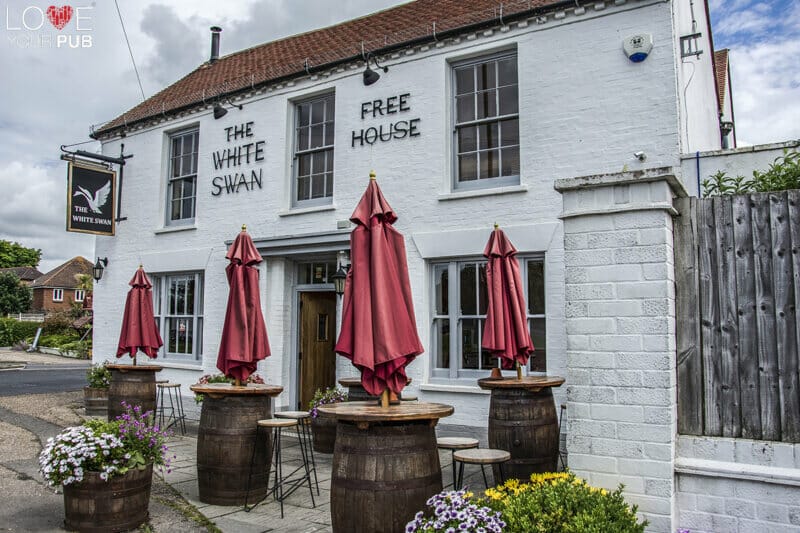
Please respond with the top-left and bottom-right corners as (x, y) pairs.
(335, 172), (423, 405)
(117, 266), (163, 363)
(217, 225), (271, 385)
(482, 225), (534, 378)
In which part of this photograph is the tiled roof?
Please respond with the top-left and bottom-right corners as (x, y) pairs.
(713, 49), (729, 112)
(0, 266), (43, 281)
(31, 257), (92, 289)
(94, 0), (570, 137)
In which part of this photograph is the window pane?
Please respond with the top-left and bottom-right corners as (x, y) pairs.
(183, 177), (195, 198)
(480, 150), (500, 179)
(311, 101), (325, 124)
(311, 174), (325, 199)
(478, 264), (488, 314)
(458, 154), (478, 182)
(298, 126), (309, 151)
(476, 89), (497, 119)
(527, 261), (545, 314)
(501, 147), (520, 176)
(297, 176), (310, 201)
(497, 58), (517, 86)
(434, 264), (448, 315)
(172, 137), (181, 157)
(182, 198), (194, 220)
(529, 318), (547, 372)
(325, 172), (334, 196)
(457, 126), (477, 153)
(478, 123), (499, 149)
(498, 85), (519, 115)
(456, 95), (475, 123)
(310, 124), (324, 149)
(460, 263), (477, 315)
(298, 104), (310, 127)
(435, 319), (450, 369)
(312, 151), (325, 174)
(500, 119), (519, 146)
(476, 62), (495, 90)
(298, 154), (311, 177)
(324, 123), (334, 146)
(325, 96), (335, 120)
(455, 66), (474, 95)
(171, 198), (181, 220)
(461, 318), (480, 369)
(186, 277), (195, 313)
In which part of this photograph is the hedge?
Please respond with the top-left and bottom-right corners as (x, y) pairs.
(0, 318), (42, 346)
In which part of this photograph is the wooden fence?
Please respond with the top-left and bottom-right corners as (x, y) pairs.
(675, 191), (800, 442)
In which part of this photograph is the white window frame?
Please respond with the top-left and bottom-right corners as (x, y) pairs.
(430, 255), (545, 381)
(151, 272), (204, 362)
(166, 128), (199, 226)
(451, 50), (520, 191)
(52, 288), (63, 302)
(74, 289), (85, 303)
(291, 92), (335, 207)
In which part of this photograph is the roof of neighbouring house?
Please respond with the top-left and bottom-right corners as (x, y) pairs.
(31, 257), (93, 290)
(92, 0), (574, 138)
(0, 266), (43, 281)
(713, 49), (729, 112)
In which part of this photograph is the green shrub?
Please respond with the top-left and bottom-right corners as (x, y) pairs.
(703, 149), (800, 196)
(42, 311), (75, 335)
(38, 332), (81, 348)
(86, 362), (111, 388)
(59, 340), (91, 359)
(483, 472), (647, 533)
(0, 318), (42, 346)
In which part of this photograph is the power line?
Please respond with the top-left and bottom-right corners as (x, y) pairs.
(114, 0), (146, 102)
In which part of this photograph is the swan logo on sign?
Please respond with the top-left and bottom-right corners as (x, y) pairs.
(67, 162), (116, 236)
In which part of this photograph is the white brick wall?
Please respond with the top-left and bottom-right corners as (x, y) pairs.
(557, 171), (679, 532)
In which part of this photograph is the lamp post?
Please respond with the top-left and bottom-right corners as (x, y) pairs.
(331, 265), (348, 295)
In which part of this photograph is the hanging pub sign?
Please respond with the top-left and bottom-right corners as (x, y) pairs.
(66, 161), (116, 236)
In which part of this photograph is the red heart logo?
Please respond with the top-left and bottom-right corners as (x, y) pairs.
(46, 5), (73, 30)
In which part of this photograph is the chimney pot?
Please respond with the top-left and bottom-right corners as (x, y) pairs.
(210, 26), (222, 63)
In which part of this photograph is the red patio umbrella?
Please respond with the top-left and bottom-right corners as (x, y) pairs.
(117, 266), (163, 362)
(335, 172), (423, 403)
(482, 225), (534, 377)
(217, 225), (271, 385)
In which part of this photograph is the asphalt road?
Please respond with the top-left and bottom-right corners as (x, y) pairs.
(0, 363), (89, 396)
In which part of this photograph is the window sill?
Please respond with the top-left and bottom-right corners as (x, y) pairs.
(278, 204), (336, 217)
(154, 224), (197, 235)
(155, 361), (204, 371)
(438, 184), (528, 202)
(420, 383), (491, 395)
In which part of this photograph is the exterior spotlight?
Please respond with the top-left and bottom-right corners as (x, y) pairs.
(93, 257), (108, 282)
(213, 104), (228, 119)
(331, 265), (348, 295)
(363, 54), (388, 86)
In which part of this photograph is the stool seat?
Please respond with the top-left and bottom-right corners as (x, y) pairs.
(437, 437), (479, 450)
(400, 394), (418, 401)
(157, 383), (181, 389)
(258, 419), (297, 428)
(156, 379), (169, 384)
(275, 411), (311, 420)
(454, 448), (510, 464)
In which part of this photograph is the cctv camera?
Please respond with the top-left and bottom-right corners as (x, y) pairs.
(633, 151), (646, 162)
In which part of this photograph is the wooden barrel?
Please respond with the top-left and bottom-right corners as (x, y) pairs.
(330, 421), (442, 533)
(83, 387), (108, 416)
(488, 387), (559, 480)
(63, 464), (152, 532)
(311, 413), (337, 453)
(339, 378), (378, 402)
(197, 394), (271, 505)
(107, 366), (159, 421)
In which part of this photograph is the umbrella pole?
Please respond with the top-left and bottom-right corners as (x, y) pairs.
(381, 389), (389, 409)
(133, 355), (137, 366)
(234, 378), (242, 387)
(516, 362), (522, 380)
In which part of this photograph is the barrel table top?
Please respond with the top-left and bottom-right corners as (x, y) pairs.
(317, 400), (453, 424)
(107, 363), (163, 372)
(189, 383), (284, 398)
(477, 375), (565, 392)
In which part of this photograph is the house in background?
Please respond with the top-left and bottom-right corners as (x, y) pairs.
(0, 266), (43, 286)
(31, 257), (93, 314)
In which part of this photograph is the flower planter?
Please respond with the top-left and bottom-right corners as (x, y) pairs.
(63, 464), (153, 533)
(83, 387), (108, 416)
(311, 414), (337, 454)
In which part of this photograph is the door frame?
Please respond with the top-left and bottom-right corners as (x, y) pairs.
(291, 285), (335, 410)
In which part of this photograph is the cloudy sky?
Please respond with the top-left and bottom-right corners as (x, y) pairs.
(1, 0), (798, 273)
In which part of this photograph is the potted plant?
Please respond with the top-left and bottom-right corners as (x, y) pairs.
(84, 362), (111, 416)
(308, 386), (347, 454)
(192, 372), (265, 403)
(406, 489), (505, 533)
(39, 402), (171, 532)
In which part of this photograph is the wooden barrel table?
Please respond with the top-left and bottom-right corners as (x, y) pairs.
(107, 364), (162, 421)
(478, 376), (565, 480)
(189, 383), (283, 505)
(318, 401), (453, 533)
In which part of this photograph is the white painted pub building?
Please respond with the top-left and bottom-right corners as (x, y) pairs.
(91, 1), (747, 530)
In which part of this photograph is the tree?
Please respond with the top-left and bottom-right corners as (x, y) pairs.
(0, 273), (33, 315)
(0, 240), (41, 268)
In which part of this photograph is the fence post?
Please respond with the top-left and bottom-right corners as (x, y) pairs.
(555, 168), (685, 533)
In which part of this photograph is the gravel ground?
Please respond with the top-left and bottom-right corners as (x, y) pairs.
(0, 391), (84, 428)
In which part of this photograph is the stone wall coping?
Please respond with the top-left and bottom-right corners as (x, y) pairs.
(554, 166), (688, 198)
(680, 138), (800, 160)
(675, 457), (800, 488)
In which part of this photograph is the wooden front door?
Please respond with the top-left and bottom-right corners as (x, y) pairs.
(299, 291), (337, 410)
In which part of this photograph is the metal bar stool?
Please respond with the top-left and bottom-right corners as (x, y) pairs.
(436, 437), (479, 489)
(453, 448), (510, 491)
(245, 418), (316, 517)
(558, 403), (567, 470)
(275, 410), (319, 495)
(156, 382), (186, 435)
(154, 379), (169, 427)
